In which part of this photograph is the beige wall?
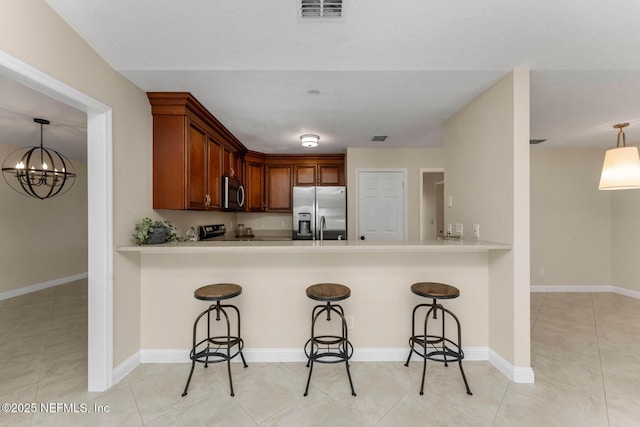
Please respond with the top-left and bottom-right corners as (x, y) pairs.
(530, 148), (612, 286)
(444, 70), (531, 369)
(346, 147), (444, 241)
(0, 144), (87, 293)
(0, 0), (153, 366)
(141, 251), (490, 351)
(610, 189), (640, 292)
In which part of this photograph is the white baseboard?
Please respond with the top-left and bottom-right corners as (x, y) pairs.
(0, 273), (88, 301)
(113, 351), (140, 385)
(134, 346), (535, 384)
(489, 349), (535, 383)
(139, 346), (489, 364)
(530, 284), (640, 300)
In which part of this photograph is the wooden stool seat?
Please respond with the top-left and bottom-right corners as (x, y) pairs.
(306, 283), (351, 302)
(410, 282), (459, 300)
(194, 283), (242, 301)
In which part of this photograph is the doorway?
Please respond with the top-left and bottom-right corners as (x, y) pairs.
(420, 170), (445, 240)
(0, 51), (113, 391)
(356, 169), (407, 240)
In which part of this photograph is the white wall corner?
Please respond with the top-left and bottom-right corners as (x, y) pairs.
(489, 349), (534, 383)
(113, 351), (140, 385)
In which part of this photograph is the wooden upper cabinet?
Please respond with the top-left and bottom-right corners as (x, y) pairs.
(293, 165), (316, 186)
(265, 164), (292, 212)
(148, 92), (246, 210)
(207, 136), (222, 209)
(245, 160), (265, 212)
(148, 93), (345, 211)
(187, 123), (208, 210)
(318, 163), (343, 186)
(293, 157), (345, 186)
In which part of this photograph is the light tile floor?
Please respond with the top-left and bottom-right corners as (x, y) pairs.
(1, 280), (639, 426)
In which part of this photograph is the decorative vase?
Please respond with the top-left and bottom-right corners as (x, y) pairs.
(146, 228), (167, 244)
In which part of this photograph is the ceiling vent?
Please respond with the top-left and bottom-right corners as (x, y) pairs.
(372, 136), (388, 142)
(529, 139), (547, 145)
(299, 0), (346, 21)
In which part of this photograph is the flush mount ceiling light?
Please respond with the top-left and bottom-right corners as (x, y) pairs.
(2, 118), (76, 199)
(300, 134), (320, 148)
(598, 122), (640, 190)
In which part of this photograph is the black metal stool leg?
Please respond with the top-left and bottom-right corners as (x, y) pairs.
(181, 360), (196, 397)
(459, 360), (473, 395)
(303, 360), (314, 396)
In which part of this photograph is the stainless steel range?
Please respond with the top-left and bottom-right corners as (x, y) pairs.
(198, 224), (227, 241)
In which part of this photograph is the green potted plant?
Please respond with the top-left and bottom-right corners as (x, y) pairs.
(133, 217), (178, 245)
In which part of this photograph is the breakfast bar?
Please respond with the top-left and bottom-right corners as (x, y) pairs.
(117, 239), (523, 380)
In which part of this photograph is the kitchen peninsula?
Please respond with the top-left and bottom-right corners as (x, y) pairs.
(118, 239), (518, 379)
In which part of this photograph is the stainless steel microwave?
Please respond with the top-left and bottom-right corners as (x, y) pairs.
(222, 176), (245, 211)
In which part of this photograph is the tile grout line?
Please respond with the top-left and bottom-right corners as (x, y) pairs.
(591, 293), (611, 427)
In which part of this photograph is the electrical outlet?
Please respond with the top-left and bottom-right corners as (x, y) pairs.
(455, 223), (463, 236)
(345, 315), (355, 330)
(473, 224), (480, 238)
(539, 267), (545, 276)
(446, 223), (452, 235)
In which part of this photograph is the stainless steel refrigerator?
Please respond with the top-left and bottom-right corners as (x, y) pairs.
(292, 186), (347, 240)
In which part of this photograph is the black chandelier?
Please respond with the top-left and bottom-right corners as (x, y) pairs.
(2, 118), (76, 199)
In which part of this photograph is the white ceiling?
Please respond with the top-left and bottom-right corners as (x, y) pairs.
(5, 0), (640, 160)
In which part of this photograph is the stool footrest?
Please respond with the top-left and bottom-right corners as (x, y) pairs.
(304, 336), (354, 364)
(190, 336), (244, 363)
(409, 335), (464, 362)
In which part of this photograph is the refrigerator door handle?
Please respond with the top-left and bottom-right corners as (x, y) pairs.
(320, 215), (326, 241)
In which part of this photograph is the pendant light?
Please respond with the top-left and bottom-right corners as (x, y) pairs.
(2, 118), (76, 199)
(598, 123), (640, 190)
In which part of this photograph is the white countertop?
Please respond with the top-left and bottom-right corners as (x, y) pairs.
(117, 239), (511, 254)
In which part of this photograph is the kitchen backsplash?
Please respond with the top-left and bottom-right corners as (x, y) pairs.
(155, 210), (292, 239)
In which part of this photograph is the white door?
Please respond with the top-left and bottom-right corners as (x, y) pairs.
(357, 171), (405, 240)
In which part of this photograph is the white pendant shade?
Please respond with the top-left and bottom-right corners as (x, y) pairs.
(598, 146), (640, 190)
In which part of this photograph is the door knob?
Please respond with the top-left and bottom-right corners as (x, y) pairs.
(360, 235), (365, 240)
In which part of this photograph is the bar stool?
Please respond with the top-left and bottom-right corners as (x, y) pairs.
(404, 282), (472, 395)
(303, 283), (356, 397)
(181, 283), (247, 397)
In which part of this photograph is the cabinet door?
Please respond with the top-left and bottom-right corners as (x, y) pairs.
(294, 165), (316, 186)
(207, 137), (222, 209)
(245, 161), (265, 212)
(187, 123), (208, 210)
(318, 163), (343, 186)
(265, 165), (292, 212)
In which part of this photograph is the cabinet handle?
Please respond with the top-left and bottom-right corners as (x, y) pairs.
(205, 194), (210, 207)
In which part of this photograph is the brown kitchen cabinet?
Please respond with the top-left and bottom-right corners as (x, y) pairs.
(151, 115), (217, 210)
(245, 159), (265, 211)
(293, 158), (345, 186)
(148, 92), (245, 210)
(265, 164), (293, 212)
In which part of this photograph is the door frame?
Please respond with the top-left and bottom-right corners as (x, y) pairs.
(419, 168), (445, 240)
(355, 168), (408, 240)
(0, 51), (114, 391)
